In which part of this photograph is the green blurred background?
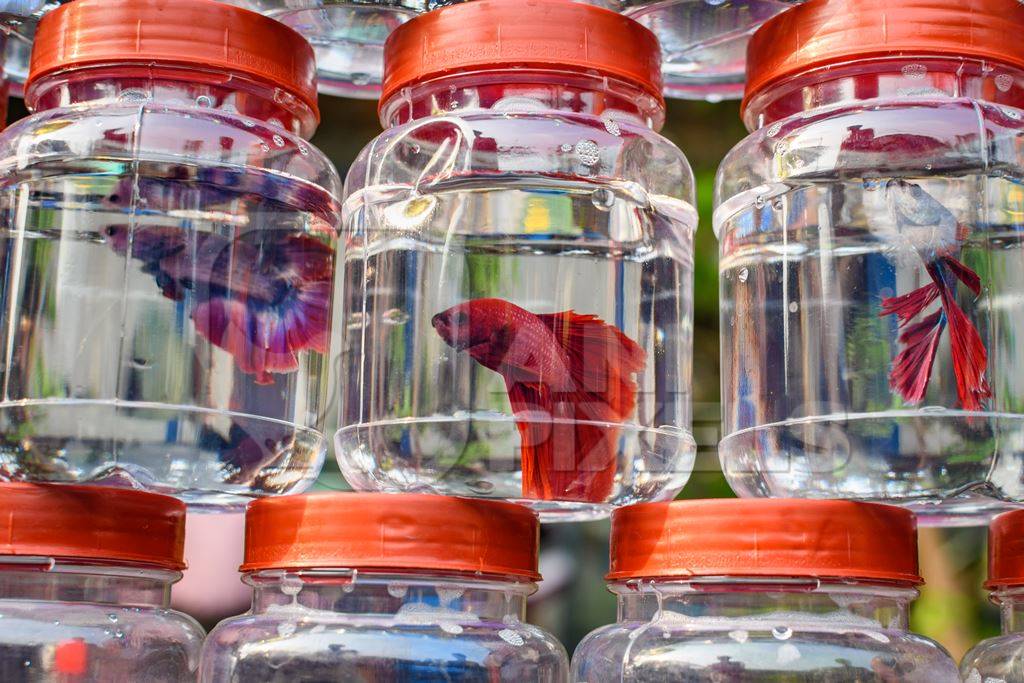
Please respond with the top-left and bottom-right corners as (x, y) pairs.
(6, 91), (996, 660)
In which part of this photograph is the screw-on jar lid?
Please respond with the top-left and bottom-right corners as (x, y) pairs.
(744, 0), (1024, 116)
(608, 499), (922, 585)
(241, 493), (541, 580)
(381, 0), (664, 111)
(0, 483), (186, 570)
(26, 0), (318, 121)
(986, 508), (1024, 588)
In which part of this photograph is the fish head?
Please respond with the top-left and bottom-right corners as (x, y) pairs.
(102, 225), (186, 262)
(431, 298), (516, 363)
(884, 178), (959, 250)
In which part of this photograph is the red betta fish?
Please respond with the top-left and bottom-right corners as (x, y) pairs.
(878, 179), (990, 409)
(104, 224), (333, 385)
(431, 298), (645, 502)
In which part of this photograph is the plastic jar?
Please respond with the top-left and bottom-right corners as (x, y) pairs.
(338, 0), (697, 522)
(962, 509), (1024, 681)
(0, 483), (204, 682)
(0, 0), (342, 506)
(200, 492), (568, 681)
(0, 0), (48, 96)
(572, 498), (960, 681)
(715, 0), (1024, 524)
(621, 0), (802, 100)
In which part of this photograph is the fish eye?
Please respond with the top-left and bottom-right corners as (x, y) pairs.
(453, 311), (469, 325)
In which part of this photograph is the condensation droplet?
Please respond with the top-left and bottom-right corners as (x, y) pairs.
(766, 123), (782, 137)
(901, 63), (927, 79)
(753, 195), (766, 209)
(298, 145), (310, 156)
(738, 267), (749, 283)
(441, 622), (464, 635)
(277, 621), (297, 638)
(107, 613), (118, 623)
(602, 117), (621, 136)
(772, 625), (794, 640)
(498, 629), (525, 647)
(729, 629), (749, 643)
(195, 95), (213, 107)
(467, 479), (494, 493)
(574, 139), (601, 167)
(259, 143), (270, 153)
(788, 302), (799, 313)
(1002, 107), (1023, 120)
(559, 143), (573, 152)
(996, 74), (1014, 92)
(273, 134), (285, 147)
(387, 583), (409, 598)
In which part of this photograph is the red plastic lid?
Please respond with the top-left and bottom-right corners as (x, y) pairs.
(744, 0), (1024, 115)
(608, 499), (922, 585)
(241, 493), (541, 580)
(27, 0), (318, 120)
(381, 0), (663, 110)
(986, 508), (1024, 588)
(0, 483), (186, 570)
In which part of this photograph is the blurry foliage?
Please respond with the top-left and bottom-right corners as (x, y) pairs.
(5, 90), (994, 660)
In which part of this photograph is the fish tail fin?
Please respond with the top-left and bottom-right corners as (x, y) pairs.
(525, 311), (645, 503)
(941, 254), (982, 295)
(936, 275), (991, 411)
(879, 282), (940, 324)
(888, 309), (945, 404)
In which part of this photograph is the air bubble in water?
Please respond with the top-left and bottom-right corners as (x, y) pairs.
(772, 625), (794, 640)
(788, 302), (799, 313)
(574, 139), (601, 167)
(387, 583), (409, 598)
(996, 74), (1014, 92)
(195, 95), (213, 107)
(591, 187), (616, 211)
(441, 622), (464, 635)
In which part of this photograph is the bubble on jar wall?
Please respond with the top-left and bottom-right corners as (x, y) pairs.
(772, 625), (793, 640)
(382, 309), (411, 326)
(776, 643), (801, 664)
(574, 139), (601, 167)
(499, 629), (525, 647)
(437, 586), (464, 605)
(387, 583), (409, 598)
(273, 134), (285, 148)
(738, 267), (749, 283)
(195, 95), (214, 107)
(602, 117), (621, 137)
(591, 187), (616, 211)
(467, 479), (495, 493)
(441, 622), (464, 635)
(901, 64), (927, 79)
(277, 621), (297, 638)
(996, 74), (1014, 92)
(1002, 107), (1023, 120)
(766, 123), (782, 137)
(728, 629), (749, 643)
(788, 302), (799, 313)
(492, 96), (547, 112)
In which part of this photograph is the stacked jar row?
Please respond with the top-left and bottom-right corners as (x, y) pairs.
(8, 482), (1024, 681)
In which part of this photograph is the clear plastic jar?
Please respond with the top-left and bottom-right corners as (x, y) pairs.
(621, 0), (802, 100)
(0, 0), (49, 96)
(573, 498), (961, 681)
(0, 483), (204, 682)
(200, 493), (568, 681)
(338, 0), (697, 522)
(0, 0), (342, 506)
(962, 509), (1024, 681)
(715, 0), (1024, 524)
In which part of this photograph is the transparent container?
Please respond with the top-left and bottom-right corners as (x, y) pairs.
(200, 493), (569, 681)
(715, 0), (1024, 524)
(0, 0), (50, 97)
(573, 498), (961, 681)
(621, 0), (802, 101)
(962, 508), (1024, 681)
(338, 0), (697, 522)
(0, 0), (342, 506)
(0, 483), (204, 682)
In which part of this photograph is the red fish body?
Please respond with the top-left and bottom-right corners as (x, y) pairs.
(104, 224), (333, 385)
(432, 298), (645, 502)
(879, 180), (990, 410)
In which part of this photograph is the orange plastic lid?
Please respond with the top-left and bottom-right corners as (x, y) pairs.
(0, 483), (186, 570)
(744, 0), (1024, 114)
(27, 0), (318, 119)
(608, 499), (922, 584)
(381, 0), (663, 109)
(986, 508), (1024, 588)
(241, 493), (541, 580)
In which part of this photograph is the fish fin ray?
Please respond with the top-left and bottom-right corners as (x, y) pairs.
(879, 283), (940, 323)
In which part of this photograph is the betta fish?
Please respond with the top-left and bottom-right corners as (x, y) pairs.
(878, 179), (990, 409)
(103, 223), (333, 385)
(432, 298), (645, 502)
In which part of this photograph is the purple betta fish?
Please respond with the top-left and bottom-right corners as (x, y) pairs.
(100, 171), (335, 385)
